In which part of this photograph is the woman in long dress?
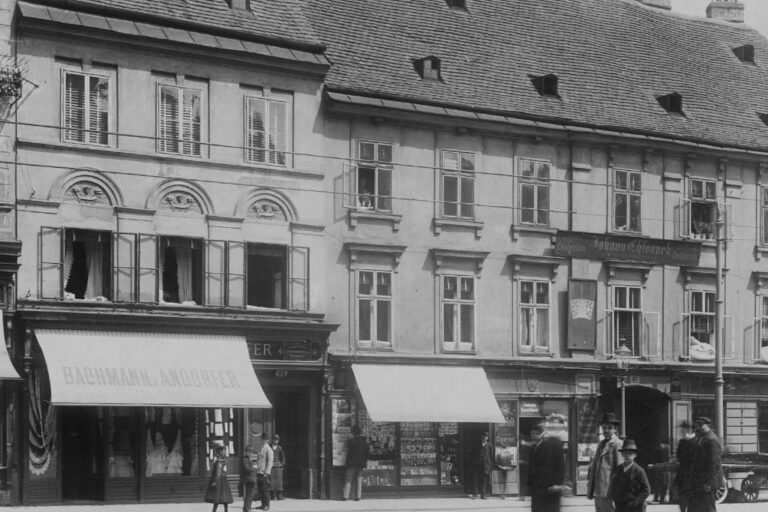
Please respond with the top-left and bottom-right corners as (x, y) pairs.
(204, 444), (233, 512)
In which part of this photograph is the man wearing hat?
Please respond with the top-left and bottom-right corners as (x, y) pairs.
(673, 421), (696, 512)
(471, 431), (493, 499)
(689, 417), (722, 512)
(342, 425), (369, 501)
(611, 439), (650, 512)
(527, 416), (566, 512)
(587, 412), (623, 512)
(269, 434), (285, 501)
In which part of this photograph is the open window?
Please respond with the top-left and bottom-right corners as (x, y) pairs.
(64, 229), (112, 300)
(356, 141), (392, 212)
(246, 244), (309, 311)
(519, 280), (550, 354)
(613, 169), (641, 233)
(159, 236), (203, 305)
(680, 179), (717, 240)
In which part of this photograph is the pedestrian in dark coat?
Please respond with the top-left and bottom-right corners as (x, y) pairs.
(689, 417), (722, 512)
(611, 439), (650, 512)
(342, 425), (369, 501)
(270, 434), (285, 500)
(673, 421), (696, 512)
(204, 444), (234, 512)
(240, 446), (258, 512)
(471, 431), (493, 499)
(527, 417), (566, 512)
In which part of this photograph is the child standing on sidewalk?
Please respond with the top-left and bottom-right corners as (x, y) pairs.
(611, 439), (650, 512)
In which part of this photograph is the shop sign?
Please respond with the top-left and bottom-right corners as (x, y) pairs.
(519, 401), (541, 417)
(249, 341), (321, 361)
(568, 279), (597, 350)
(554, 231), (701, 266)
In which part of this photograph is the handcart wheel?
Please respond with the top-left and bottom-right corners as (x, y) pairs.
(715, 475), (728, 504)
(741, 475), (760, 502)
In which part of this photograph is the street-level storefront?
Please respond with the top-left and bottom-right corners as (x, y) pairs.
(14, 304), (335, 506)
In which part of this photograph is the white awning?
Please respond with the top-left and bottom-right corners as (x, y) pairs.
(352, 364), (504, 423)
(0, 312), (20, 380)
(35, 330), (271, 408)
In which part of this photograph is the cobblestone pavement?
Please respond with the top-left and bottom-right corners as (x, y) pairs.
(4, 496), (768, 512)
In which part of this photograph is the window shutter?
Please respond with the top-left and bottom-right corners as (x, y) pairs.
(677, 198), (692, 239)
(603, 308), (614, 357)
(680, 313), (691, 359)
(247, 97), (266, 162)
(288, 246), (309, 311)
(642, 311), (661, 359)
(205, 239), (227, 306)
(268, 100), (287, 165)
(88, 76), (109, 144)
(137, 233), (158, 303)
(181, 89), (201, 156)
(227, 241), (246, 308)
(39, 227), (64, 299)
(342, 162), (358, 209)
(64, 73), (86, 142)
(113, 232), (136, 302)
(719, 203), (734, 241)
(159, 86), (179, 153)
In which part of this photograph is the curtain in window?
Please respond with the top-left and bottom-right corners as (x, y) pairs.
(84, 240), (103, 299)
(175, 247), (192, 303)
(63, 238), (74, 289)
(159, 86), (179, 153)
(176, 247), (193, 303)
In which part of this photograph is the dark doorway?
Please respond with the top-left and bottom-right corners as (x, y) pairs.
(624, 386), (670, 470)
(270, 388), (310, 498)
(461, 423), (489, 495)
(60, 407), (105, 501)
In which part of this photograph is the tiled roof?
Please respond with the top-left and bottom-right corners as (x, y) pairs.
(304, 0), (768, 152)
(28, 0), (323, 50)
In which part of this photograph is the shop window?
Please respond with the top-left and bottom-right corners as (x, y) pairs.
(108, 408), (138, 478)
(246, 244), (309, 311)
(145, 407), (198, 477)
(157, 83), (203, 156)
(441, 149), (475, 219)
(356, 270), (392, 348)
(519, 280), (550, 354)
(400, 422), (440, 486)
(63, 229), (112, 300)
(613, 169), (641, 233)
(441, 274), (475, 352)
(759, 403), (768, 454)
(519, 158), (550, 226)
(160, 236), (203, 305)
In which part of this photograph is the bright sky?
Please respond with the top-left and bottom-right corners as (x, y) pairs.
(672, 0), (768, 37)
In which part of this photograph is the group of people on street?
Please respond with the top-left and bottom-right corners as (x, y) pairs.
(203, 433), (286, 512)
(585, 413), (722, 512)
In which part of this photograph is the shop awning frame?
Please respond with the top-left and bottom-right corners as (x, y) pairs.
(352, 364), (505, 423)
(35, 329), (271, 408)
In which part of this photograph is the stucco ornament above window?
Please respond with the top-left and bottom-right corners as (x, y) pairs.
(161, 192), (202, 214)
(247, 199), (287, 221)
(66, 181), (109, 205)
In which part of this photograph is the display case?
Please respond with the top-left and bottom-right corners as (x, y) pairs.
(400, 422), (439, 486)
(359, 409), (396, 487)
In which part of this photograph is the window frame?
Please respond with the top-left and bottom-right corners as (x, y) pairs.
(518, 279), (551, 354)
(517, 157), (551, 227)
(612, 284), (643, 356)
(760, 295), (768, 360)
(356, 141), (393, 213)
(761, 187), (768, 246)
(61, 68), (113, 146)
(689, 289), (716, 346)
(355, 269), (393, 349)
(613, 169), (642, 233)
(244, 94), (289, 166)
(440, 149), (476, 220)
(440, 273), (476, 352)
(156, 82), (205, 157)
(687, 178), (717, 240)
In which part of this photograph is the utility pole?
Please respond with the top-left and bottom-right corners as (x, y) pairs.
(714, 206), (725, 439)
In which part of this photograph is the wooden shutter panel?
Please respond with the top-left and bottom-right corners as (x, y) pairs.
(88, 76), (109, 145)
(289, 246), (309, 311)
(39, 227), (64, 299)
(181, 89), (201, 156)
(247, 97), (266, 162)
(158, 85), (179, 153)
(137, 234), (158, 303)
(64, 73), (86, 142)
(268, 100), (287, 165)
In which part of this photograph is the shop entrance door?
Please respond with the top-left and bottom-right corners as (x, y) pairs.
(270, 387), (311, 498)
(461, 423), (489, 495)
(60, 407), (105, 501)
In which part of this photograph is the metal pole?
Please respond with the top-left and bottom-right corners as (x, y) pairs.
(620, 374), (627, 439)
(714, 208), (725, 439)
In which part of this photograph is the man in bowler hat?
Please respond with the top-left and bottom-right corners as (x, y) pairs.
(471, 431), (493, 499)
(527, 416), (566, 512)
(611, 439), (650, 512)
(689, 417), (722, 512)
(587, 412), (623, 512)
(673, 421), (696, 512)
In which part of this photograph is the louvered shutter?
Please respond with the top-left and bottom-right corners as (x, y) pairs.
(247, 97), (266, 162)
(88, 76), (109, 144)
(181, 89), (201, 156)
(158, 86), (179, 153)
(64, 73), (86, 142)
(268, 100), (287, 165)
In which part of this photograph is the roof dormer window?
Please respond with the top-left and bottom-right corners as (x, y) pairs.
(414, 56), (442, 81)
(759, 113), (768, 127)
(530, 74), (559, 97)
(446, 0), (467, 9)
(733, 44), (755, 63)
(657, 92), (684, 115)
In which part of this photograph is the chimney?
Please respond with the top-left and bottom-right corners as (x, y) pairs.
(636, 0), (672, 10)
(706, 1), (745, 23)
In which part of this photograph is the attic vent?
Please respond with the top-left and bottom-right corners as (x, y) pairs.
(759, 113), (768, 126)
(733, 44), (755, 63)
(414, 56), (442, 81)
(446, 0), (466, 8)
(657, 93), (684, 114)
(529, 74), (559, 97)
